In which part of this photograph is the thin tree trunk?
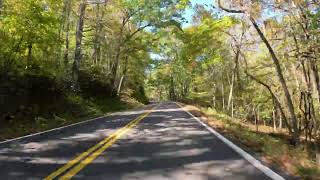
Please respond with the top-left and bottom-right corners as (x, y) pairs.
(222, 83), (225, 111)
(117, 56), (128, 95)
(27, 42), (33, 68)
(279, 110), (283, 129)
(255, 107), (259, 132)
(311, 61), (320, 102)
(64, 0), (71, 64)
(111, 45), (122, 93)
(273, 109), (277, 132)
(316, 142), (320, 165)
(257, 106), (260, 132)
(227, 71), (235, 111)
(231, 100), (234, 120)
(170, 75), (176, 100)
(0, 0), (3, 14)
(217, 0), (300, 145)
(74, 0), (86, 70)
(228, 49), (240, 111)
(249, 17), (300, 145)
(92, 3), (101, 64)
(110, 17), (127, 94)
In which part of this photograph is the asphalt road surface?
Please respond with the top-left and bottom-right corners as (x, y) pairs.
(0, 102), (285, 180)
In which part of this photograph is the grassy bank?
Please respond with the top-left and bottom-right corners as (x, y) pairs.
(0, 66), (147, 141)
(0, 93), (144, 141)
(182, 104), (320, 180)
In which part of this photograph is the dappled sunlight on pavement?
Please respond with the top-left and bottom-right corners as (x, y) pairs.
(0, 102), (274, 179)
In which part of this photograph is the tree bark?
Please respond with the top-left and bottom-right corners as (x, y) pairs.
(64, 0), (71, 64)
(110, 17), (126, 94)
(222, 83), (225, 111)
(273, 109), (277, 132)
(74, 0), (87, 71)
(228, 49), (240, 111)
(279, 111), (283, 129)
(255, 107), (259, 132)
(231, 100), (234, 120)
(92, 2), (105, 64)
(27, 42), (33, 68)
(0, 0), (3, 14)
(117, 56), (129, 95)
(311, 61), (320, 102)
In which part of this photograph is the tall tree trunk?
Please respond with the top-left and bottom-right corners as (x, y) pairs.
(0, 0), (3, 14)
(222, 83), (225, 111)
(111, 46), (121, 94)
(64, 0), (71, 64)
(228, 49), (239, 111)
(273, 108), (277, 132)
(279, 110), (283, 129)
(254, 107), (259, 132)
(213, 95), (216, 108)
(311, 61), (320, 102)
(316, 141), (320, 165)
(231, 100), (234, 120)
(74, 0), (86, 71)
(110, 18), (125, 94)
(170, 75), (176, 100)
(92, 3), (102, 64)
(117, 56), (128, 95)
(27, 42), (33, 68)
(227, 72), (234, 111)
(249, 17), (300, 145)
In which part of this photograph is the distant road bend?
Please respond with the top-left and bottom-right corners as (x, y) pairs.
(0, 102), (285, 180)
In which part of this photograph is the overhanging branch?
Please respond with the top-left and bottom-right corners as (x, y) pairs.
(217, 0), (245, 13)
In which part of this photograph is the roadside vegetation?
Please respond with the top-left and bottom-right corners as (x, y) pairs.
(145, 1), (320, 179)
(0, 0), (187, 140)
(182, 103), (320, 179)
(1, 0), (319, 179)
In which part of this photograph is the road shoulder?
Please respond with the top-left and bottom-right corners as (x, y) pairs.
(177, 102), (296, 180)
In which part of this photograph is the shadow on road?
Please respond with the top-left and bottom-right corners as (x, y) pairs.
(0, 103), (271, 180)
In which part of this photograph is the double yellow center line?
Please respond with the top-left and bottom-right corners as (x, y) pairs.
(45, 105), (158, 180)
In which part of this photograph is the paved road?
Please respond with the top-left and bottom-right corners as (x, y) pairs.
(0, 102), (283, 180)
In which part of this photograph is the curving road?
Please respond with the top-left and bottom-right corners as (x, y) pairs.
(0, 102), (285, 180)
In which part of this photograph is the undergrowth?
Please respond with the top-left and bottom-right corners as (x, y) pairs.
(185, 105), (320, 180)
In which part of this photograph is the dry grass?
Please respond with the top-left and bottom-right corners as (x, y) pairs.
(181, 103), (320, 180)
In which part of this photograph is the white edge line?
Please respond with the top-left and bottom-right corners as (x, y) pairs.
(176, 102), (285, 180)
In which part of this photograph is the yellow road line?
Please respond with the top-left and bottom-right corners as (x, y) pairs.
(45, 106), (157, 180)
(59, 111), (152, 179)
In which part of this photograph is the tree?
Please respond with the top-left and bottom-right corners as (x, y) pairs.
(217, 0), (301, 145)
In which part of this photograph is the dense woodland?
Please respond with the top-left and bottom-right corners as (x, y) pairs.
(0, 0), (187, 134)
(0, 0), (320, 178)
(148, 0), (320, 165)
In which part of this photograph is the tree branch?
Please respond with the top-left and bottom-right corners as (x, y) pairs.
(125, 23), (151, 42)
(217, 0), (245, 13)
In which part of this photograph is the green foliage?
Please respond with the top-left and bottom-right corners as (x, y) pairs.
(147, 15), (236, 100)
(0, 0), (188, 140)
(296, 166), (320, 180)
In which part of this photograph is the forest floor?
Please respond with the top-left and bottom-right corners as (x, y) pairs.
(0, 93), (144, 142)
(181, 103), (320, 180)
